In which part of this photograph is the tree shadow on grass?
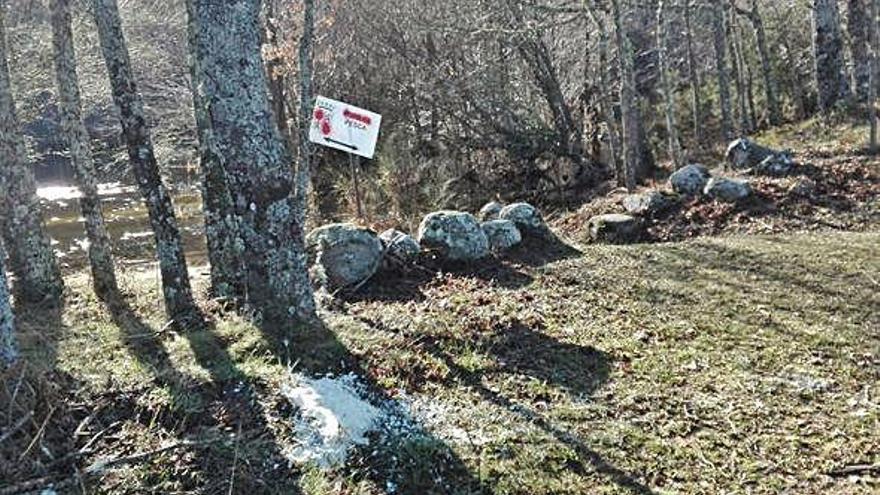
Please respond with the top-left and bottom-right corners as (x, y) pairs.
(106, 300), (302, 494)
(352, 315), (656, 494)
(345, 234), (581, 305)
(256, 317), (494, 494)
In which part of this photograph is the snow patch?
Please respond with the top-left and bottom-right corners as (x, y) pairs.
(282, 373), (383, 467)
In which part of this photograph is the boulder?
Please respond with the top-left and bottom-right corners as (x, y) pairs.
(478, 201), (503, 221)
(417, 211), (489, 261)
(306, 224), (383, 289)
(726, 138), (793, 174)
(379, 229), (421, 263)
(669, 164), (711, 196)
(703, 177), (752, 203)
(482, 219), (522, 252)
(587, 214), (643, 244)
(499, 202), (549, 237)
(622, 191), (672, 217)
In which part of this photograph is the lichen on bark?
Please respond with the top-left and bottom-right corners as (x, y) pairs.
(0, 4), (64, 304)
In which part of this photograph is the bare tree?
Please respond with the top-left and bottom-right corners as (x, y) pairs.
(847, 0), (871, 103)
(50, 0), (118, 300)
(734, 0), (782, 125)
(712, 3), (734, 140)
(91, 0), (201, 326)
(813, 0), (850, 113)
(684, 0), (704, 145)
(868, 0), (878, 150)
(610, 0), (641, 191)
(186, 0), (315, 322)
(657, 0), (683, 167)
(0, 1), (64, 304)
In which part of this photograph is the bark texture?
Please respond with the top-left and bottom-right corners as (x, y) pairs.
(712, 4), (734, 140)
(50, 0), (119, 300)
(813, 0), (851, 112)
(657, 0), (683, 167)
(743, 0), (781, 125)
(848, 0), (871, 102)
(91, 0), (200, 325)
(187, 0), (315, 322)
(0, 239), (17, 368)
(611, 0), (641, 191)
(0, 4), (64, 304)
(684, 0), (703, 145)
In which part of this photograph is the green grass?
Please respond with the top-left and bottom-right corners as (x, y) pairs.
(3, 230), (877, 494)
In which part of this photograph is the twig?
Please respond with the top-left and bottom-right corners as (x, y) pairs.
(19, 407), (55, 460)
(828, 463), (880, 477)
(227, 422), (242, 495)
(0, 411), (33, 446)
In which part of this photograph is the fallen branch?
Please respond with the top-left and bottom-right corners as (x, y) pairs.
(828, 463), (880, 477)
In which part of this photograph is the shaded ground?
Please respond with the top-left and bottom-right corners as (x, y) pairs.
(2, 229), (877, 494)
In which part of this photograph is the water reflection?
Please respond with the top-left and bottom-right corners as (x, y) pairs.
(38, 182), (208, 271)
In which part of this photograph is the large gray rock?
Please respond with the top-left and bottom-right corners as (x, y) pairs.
(703, 177), (752, 202)
(306, 224), (384, 289)
(418, 211), (489, 261)
(622, 191), (672, 217)
(478, 201), (503, 221)
(669, 164), (711, 196)
(379, 229), (421, 263)
(726, 138), (793, 175)
(481, 219), (522, 252)
(499, 202), (548, 237)
(587, 214), (643, 244)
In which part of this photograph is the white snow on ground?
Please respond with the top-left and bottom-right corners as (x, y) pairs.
(282, 372), (497, 469)
(282, 373), (384, 467)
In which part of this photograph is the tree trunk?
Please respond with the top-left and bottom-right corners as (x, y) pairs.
(868, 0), (878, 149)
(50, 0), (119, 301)
(814, 0), (851, 113)
(728, 7), (752, 133)
(657, 0), (682, 167)
(745, 0), (782, 125)
(295, 0), (315, 229)
(611, 0), (640, 191)
(187, 0), (315, 323)
(848, 0), (871, 102)
(588, 8), (622, 185)
(91, 0), (201, 326)
(0, 5), (64, 304)
(712, 4), (734, 140)
(684, 0), (703, 146)
(0, 239), (17, 368)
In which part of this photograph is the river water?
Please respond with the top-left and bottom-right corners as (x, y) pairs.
(36, 183), (208, 272)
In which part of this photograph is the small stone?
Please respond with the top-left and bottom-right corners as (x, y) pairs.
(481, 219), (522, 252)
(417, 211), (489, 261)
(622, 191), (672, 217)
(499, 202), (548, 237)
(378, 229), (421, 263)
(478, 201), (503, 221)
(703, 177), (752, 202)
(306, 224), (383, 289)
(669, 164), (711, 196)
(587, 214), (643, 244)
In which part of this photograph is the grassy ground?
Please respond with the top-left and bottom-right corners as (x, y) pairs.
(2, 229), (877, 494)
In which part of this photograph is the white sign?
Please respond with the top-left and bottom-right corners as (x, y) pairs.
(308, 96), (382, 159)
